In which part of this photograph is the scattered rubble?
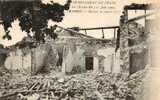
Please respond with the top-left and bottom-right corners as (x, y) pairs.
(0, 69), (147, 100)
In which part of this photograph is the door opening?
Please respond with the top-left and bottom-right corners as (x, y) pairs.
(85, 57), (93, 70)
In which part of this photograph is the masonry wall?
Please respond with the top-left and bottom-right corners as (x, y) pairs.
(62, 44), (85, 73)
(4, 43), (59, 74)
(119, 21), (149, 75)
(4, 39), (121, 74)
(5, 49), (31, 73)
(62, 42), (121, 74)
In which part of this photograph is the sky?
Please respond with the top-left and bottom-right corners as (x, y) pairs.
(0, 0), (153, 46)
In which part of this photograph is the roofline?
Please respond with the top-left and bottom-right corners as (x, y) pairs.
(56, 26), (96, 39)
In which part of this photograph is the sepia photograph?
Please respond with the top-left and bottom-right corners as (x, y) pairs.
(0, 0), (159, 100)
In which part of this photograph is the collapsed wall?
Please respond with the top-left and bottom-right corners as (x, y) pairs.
(119, 21), (149, 75)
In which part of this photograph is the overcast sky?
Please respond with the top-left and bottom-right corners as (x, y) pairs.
(0, 0), (152, 46)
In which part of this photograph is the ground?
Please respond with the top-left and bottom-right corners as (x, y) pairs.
(0, 68), (151, 100)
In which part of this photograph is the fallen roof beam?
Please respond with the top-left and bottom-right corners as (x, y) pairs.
(79, 26), (119, 31)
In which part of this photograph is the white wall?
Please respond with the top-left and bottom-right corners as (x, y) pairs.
(62, 45), (85, 73)
(98, 47), (120, 73)
(5, 49), (31, 72)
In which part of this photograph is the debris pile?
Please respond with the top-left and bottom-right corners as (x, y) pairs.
(0, 67), (10, 76)
(0, 70), (146, 100)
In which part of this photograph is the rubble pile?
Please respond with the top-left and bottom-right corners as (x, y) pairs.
(0, 70), (146, 100)
(0, 67), (10, 76)
(0, 72), (30, 100)
(126, 69), (147, 99)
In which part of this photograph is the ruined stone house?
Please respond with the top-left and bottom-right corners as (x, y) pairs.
(3, 20), (152, 75)
(0, 3), (154, 77)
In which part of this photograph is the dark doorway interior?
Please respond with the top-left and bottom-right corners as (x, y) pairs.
(85, 57), (93, 70)
(129, 49), (148, 74)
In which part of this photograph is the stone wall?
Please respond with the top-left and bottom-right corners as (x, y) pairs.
(4, 35), (121, 74)
(119, 22), (149, 75)
(5, 49), (31, 73)
(4, 43), (59, 74)
(97, 48), (120, 73)
(62, 43), (85, 73)
(61, 40), (120, 74)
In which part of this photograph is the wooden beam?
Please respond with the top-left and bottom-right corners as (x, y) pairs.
(102, 29), (104, 39)
(144, 9), (147, 29)
(79, 26), (119, 31)
(114, 28), (116, 39)
(84, 30), (87, 35)
(127, 12), (155, 23)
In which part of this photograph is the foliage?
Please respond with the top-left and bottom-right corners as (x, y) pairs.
(0, 0), (71, 41)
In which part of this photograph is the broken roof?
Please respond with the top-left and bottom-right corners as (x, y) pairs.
(55, 26), (95, 39)
(55, 26), (114, 41)
(124, 3), (152, 10)
(54, 26), (115, 48)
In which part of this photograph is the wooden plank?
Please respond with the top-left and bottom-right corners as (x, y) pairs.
(0, 89), (45, 99)
(94, 91), (105, 100)
(79, 26), (119, 31)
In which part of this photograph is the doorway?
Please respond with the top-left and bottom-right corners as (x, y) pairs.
(85, 57), (94, 70)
